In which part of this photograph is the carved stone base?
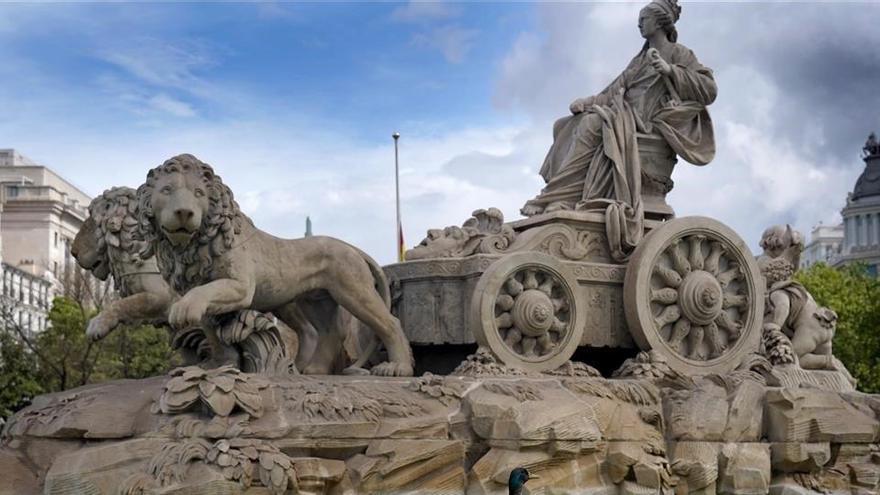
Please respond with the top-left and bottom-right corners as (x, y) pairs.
(2, 369), (879, 495)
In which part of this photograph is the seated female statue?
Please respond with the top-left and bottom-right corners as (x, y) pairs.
(521, 0), (717, 259)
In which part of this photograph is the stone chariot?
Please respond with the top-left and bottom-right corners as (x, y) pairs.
(389, 199), (765, 377)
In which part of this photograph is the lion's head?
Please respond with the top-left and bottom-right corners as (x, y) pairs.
(137, 154), (247, 294)
(72, 187), (141, 290)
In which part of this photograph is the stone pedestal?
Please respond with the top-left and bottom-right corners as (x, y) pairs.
(1, 367), (878, 495)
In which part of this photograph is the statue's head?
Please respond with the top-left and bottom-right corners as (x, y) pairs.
(639, 0), (681, 42)
(759, 224), (801, 258)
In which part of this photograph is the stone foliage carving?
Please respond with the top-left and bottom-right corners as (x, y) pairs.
(136, 154), (412, 376)
(406, 207), (515, 260)
(757, 224), (856, 387)
(153, 365), (268, 418)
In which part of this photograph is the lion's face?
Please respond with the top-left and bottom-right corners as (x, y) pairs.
(72, 216), (111, 280)
(150, 168), (212, 247)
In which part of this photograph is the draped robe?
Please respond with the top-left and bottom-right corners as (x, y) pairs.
(525, 43), (716, 260)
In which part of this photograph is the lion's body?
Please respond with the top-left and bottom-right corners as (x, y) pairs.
(72, 187), (175, 341)
(138, 154), (412, 376)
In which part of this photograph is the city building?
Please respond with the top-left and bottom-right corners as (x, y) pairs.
(0, 149), (93, 334)
(801, 133), (880, 275)
(800, 222), (844, 269)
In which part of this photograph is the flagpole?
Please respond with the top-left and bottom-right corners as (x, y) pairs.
(393, 132), (403, 262)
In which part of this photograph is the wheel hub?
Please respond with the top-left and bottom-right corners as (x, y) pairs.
(678, 270), (723, 325)
(511, 289), (554, 337)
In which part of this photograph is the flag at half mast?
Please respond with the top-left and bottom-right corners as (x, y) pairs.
(393, 132), (405, 262)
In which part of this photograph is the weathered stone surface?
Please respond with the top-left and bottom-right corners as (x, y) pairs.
(765, 388), (879, 443)
(770, 442), (831, 473)
(663, 381), (729, 441)
(718, 443), (771, 495)
(0, 450), (39, 495)
(1, 372), (879, 495)
(669, 441), (719, 494)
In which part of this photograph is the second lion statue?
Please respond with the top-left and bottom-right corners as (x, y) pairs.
(137, 154), (414, 376)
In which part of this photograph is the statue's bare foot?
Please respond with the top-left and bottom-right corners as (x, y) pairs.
(520, 203), (545, 217)
(371, 362), (414, 377)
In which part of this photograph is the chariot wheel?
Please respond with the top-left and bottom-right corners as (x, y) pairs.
(623, 217), (764, 375)
(471, 252), (585, 372)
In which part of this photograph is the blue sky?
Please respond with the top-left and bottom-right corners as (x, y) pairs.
(2, 1), (880, 264)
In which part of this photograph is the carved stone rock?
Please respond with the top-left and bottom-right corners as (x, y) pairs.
(1, 370), (879, 494)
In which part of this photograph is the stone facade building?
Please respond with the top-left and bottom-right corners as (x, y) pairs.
(800, 223), (844, 269)
(0, 149), (93, 334)
(802, 134), (880, 275)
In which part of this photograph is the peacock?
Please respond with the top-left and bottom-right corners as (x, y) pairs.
(508, 467), (538, 495)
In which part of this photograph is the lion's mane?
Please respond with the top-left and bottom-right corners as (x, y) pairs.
(86, 187), (143, 295)
(137, 154), (248, 294)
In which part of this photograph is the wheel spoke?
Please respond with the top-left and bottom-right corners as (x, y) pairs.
(653, 264), (682, 288)
(688, 235), (706, 271)
(669, 239), (692, 276)
(703, 241), (725, 275)
(716, 262), (741, 288)
(722, 293), (746, 309)
(504, 327), (522, 347)
(667, 318), (691, 352)
(496, 312), (513, 329)
(537, 277), (554, 296)
(654, 304), (681, 328)
(715, 311), (742, 340)
(688, 325), (706, 360)
(496, 294), (515, 311)
(523, 269), (538, 290)
(651, 287), (678, 304)
(521, 337), (537, 357)
(505, 278), (523, 297)
(705, 321), (726, 358)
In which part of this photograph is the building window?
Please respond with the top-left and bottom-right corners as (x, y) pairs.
(856, 216), (863, 246)
(6, 186), (18, 198)
(54, 232), (58, 247)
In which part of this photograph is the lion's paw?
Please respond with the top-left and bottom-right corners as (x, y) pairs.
(86, 314), (117, 341)
(370, 362), (414, 377)
(342, 366), (371, 376)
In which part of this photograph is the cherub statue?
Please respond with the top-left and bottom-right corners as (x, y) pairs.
(758, 226), (856, 385)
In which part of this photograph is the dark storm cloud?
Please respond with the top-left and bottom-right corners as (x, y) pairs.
(684, 2), (880, 165)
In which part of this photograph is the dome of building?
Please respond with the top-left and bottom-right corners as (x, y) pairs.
(851, 132), (880, 202)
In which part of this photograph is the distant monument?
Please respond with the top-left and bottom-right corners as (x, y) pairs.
(1, 2), (877, 494)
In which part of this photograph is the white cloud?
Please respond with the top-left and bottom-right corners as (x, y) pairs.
(413, 25), (480, 64)
(148, 93), (196, 117)
(391, 2), (459, 23)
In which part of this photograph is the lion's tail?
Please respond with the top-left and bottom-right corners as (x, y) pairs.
(347, 246), (392, 370)
(354, 246), (391, 309)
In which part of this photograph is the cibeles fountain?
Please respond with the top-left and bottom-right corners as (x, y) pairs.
(2, 1), (878, 494)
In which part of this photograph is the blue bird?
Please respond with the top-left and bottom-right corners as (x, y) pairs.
(508, 467), (538, 495)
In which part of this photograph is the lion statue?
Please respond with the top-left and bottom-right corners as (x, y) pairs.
(71, 187), (176, 342)
(136, 154), (413, 376)
(72, 187), (299, 372)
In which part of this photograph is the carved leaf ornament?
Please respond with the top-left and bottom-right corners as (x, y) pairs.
(155, 366), (269, 418)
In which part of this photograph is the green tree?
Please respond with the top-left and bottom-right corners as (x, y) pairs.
(795, 262), (880, 393)
(0, 331), (42, 419)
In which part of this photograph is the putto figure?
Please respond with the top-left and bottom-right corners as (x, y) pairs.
(521, 0), (716, 259)
(137, 154), (414, 376)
